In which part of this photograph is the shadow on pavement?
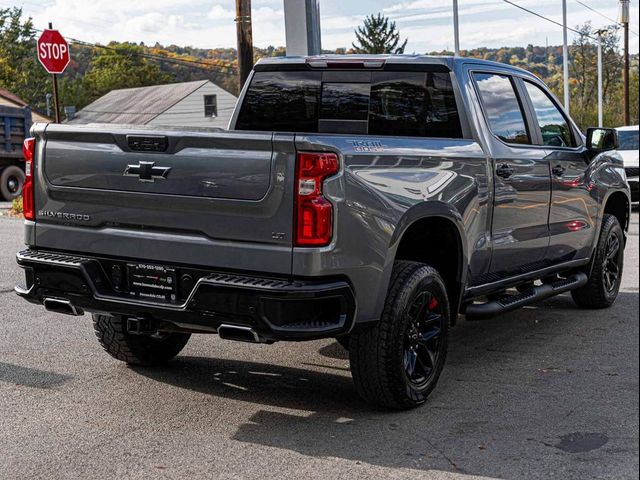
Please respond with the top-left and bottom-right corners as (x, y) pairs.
(132, 291), (639, 477)
(0, 361), (72, 389)
(133, 356), (367, 415)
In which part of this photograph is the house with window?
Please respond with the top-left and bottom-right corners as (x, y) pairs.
(69, 80), (237, 128)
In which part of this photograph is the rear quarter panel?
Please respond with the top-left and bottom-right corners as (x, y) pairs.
(293, 134), (491, 324)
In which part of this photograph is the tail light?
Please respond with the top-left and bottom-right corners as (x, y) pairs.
(294, 152), (339, 247)
(22, 137), (35, 221)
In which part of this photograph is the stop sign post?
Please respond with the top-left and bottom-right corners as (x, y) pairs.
(37, 24), (70, 123)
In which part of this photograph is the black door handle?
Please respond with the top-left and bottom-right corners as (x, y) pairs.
(552, 165), (566, 177)
(496, 163), (515, 179)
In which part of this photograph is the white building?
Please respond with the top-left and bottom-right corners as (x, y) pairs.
(69, 80), (237, 129)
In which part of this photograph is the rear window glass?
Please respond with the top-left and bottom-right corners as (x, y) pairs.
(236, 70), (463, 138)
(369, 72), (462, 138)
(321, 83), (370, 120)
(235, 71), (321, 132)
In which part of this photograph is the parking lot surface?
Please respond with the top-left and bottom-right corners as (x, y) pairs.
(1, 213), (638, 479)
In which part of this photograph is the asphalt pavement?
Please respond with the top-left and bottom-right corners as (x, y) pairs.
(0, 213), (638, 480)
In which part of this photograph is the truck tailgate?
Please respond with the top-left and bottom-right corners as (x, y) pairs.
(31, 124), (296, 275)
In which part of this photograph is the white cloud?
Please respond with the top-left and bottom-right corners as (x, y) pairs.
(207, 5), (235, 20)
(12, 0), (638, 53)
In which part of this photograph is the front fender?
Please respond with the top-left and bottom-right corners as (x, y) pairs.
(589, 150), (631, 231)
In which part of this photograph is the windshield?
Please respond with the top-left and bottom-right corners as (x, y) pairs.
(618, 130), (639, 151)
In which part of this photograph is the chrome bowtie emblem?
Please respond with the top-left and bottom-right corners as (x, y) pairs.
(123, 161), (171, 182)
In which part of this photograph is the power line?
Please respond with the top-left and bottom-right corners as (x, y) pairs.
(575, 0), (619, 25)
(30, 28), (238, 77)
(69, 39), (238, 77)
(573, 0), (638, 36)
(501, 0), (597, 40)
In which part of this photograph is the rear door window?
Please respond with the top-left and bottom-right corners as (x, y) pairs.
(473, 73), (531, 145)
(236, 69), (463, 138)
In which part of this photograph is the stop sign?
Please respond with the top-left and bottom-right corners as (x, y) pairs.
(37, 29), (70, 74)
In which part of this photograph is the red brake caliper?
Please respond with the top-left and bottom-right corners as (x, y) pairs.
(428, 297), (439, 311)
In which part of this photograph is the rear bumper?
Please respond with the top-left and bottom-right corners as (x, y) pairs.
(15, 249), (356, 341)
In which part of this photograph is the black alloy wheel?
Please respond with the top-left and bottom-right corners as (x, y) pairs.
(602, 231), (622, 295)
(403, 291), (444, 387)
(349, 261), (450, 409)
(572, 214), (625, 309)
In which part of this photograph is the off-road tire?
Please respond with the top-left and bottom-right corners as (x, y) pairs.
(0, 166), (25, 201)
(571, 214), (624, 309)
(349, 261), (450, 409)
(92, 314), (191, 366)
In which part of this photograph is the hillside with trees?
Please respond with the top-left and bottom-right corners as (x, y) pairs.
(1, 7), (637, 129)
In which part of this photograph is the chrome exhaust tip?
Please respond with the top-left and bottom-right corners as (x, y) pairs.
(217, 324), (264, 343)
(43, 297), (84, 316)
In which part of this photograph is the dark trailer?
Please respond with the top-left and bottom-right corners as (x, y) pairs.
(0, 104), (32, 200)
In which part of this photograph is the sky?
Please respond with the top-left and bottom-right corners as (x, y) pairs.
(5, 0), (639, 53)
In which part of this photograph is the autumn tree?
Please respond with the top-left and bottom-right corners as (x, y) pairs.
(82, 43), (173, 99)
(570, 22), (623, 128)
(352, 13), (408, 54)
(0, 7), (50, 112)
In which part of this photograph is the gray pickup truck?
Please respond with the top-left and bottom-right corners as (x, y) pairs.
(16, 56), (630, 409)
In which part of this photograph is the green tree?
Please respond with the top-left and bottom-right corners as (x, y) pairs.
(0, 7), (50, 113)
(352, 13), (408, 54)
(82, 43), (173, 100)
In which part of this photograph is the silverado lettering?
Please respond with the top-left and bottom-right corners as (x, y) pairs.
(38, 211), (91, 221)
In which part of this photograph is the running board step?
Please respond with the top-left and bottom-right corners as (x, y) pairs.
(465, 272), (588, 320)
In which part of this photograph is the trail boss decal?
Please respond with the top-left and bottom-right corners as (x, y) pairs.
(348, 140), (385, 153)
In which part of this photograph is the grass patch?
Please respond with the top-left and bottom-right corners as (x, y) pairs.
(10, 196), (23, 216)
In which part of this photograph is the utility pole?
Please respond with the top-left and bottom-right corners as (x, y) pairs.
(453, 0), (460, 56)
(235, 0), (253, 90)
(284, 0), (322, 56)
(620, 0), (630, 125)
(562, 0), (570, 114)
(596, 30), (605, 127)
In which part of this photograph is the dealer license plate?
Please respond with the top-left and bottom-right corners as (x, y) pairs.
(128, 263), (177, 303)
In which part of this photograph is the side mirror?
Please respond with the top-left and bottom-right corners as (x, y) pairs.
(586, 127), (619, 153)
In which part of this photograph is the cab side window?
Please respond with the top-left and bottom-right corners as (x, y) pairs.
(473, 73), (531, 145)
(524, 81), (575, 148)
